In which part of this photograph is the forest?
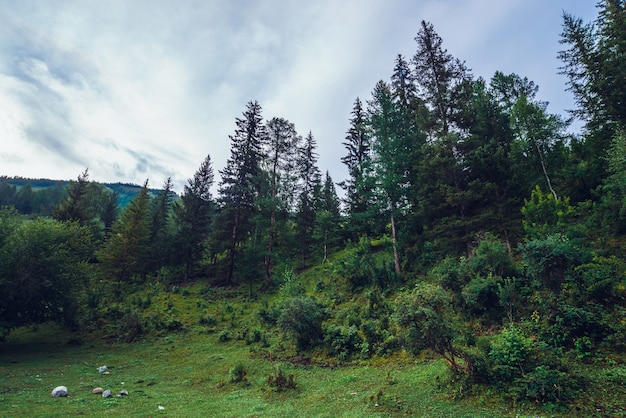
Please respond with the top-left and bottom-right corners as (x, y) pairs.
(1, 1), (626, 414)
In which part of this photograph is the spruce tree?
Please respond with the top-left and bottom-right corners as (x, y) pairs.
(261, 117), (300, 282)
(97, 180), (152, 294)
(340, 97), (374, 238)
(296, 131), (322, 269)
(218, 100), (266, 283)
(174, 155), (214, 280)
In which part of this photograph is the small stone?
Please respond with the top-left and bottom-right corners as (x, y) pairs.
(116, 394), (123, 398)
(119, 390), (129, 396)
(103, 371), (110, 375)
(97, 366), (108, 374)
(102, 389), (112, 398)
(51, 386), (68, 397)
(92, 387), (103, 395)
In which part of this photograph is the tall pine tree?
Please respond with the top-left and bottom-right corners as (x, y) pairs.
(218, 101), (266, 283)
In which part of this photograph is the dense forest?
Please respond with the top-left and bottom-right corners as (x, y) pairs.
(2, 1), (626, 411)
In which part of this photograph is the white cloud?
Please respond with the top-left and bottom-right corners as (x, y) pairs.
(0, 0), (599, 193)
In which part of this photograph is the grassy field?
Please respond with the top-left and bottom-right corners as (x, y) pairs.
(0, 325), (518, 417)
(1, 279), (623, 417)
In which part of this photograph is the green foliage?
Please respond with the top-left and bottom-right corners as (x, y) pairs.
(323, 324), (363, 360)
(97, 181), (152, 288)
(470, 236), (516, 277)
(393, 283), (471, 373)
(336, 237), (401, 289)
(229, 362), (248, 383)
(0, 210), (94, 335)
(277, 296), (325, 351)
(521, 186), (574, 239)
(520, 233), (587, 291)
(461, 274), (504, 322)
(488, 326), (534, 382)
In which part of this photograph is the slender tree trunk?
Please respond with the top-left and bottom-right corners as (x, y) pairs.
(323, 230), (328, 265)
(534, 139), (558, 200)
(390, 202), (401, 274)
(264, 209), (275, 284)
(227, 210), (240, 283)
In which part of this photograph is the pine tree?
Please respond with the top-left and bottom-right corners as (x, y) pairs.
(368, 80), (410, 273)
(340, 97), (375, 238)
(261, 117), (300, 282)
(314, 171), (342, 263)
(174, 155), (214, 280)
(296, 131), (322, 269)
(413, 20), (472, 138)
(52, 169), (92, 225)
(148, 177), (175, 274)
(218, 100), (266, 283)
(97, 180), (152, 294)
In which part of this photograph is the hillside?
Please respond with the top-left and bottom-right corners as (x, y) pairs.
(0, 176), (166, 212)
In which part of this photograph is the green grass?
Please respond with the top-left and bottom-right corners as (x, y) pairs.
(1, 279), (624, 417)
(0, 326), (510, 417)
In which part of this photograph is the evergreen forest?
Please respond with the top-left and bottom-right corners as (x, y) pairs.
(2, 2), (626, 414)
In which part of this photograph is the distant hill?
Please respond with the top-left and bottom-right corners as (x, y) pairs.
(1, 176), (167, 211)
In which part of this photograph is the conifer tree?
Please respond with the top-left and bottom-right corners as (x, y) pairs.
(314, 171), (342, 263)
(296, 131), (322, 269)
(52, 169), (92, 225)
(261, 117), (300, 281)
(340, 97), (375, 238)
(368, 80), (409, 273)
(218, 100), (266, 283)
(98, 180), (152, 293)
(174, 155), (214, 280)
(413, 20), (472, 138)
(148, 177), (175, 274)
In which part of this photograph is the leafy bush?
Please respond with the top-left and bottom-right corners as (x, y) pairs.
(488, 326), (534, 382)
(324, 324), (363, 360)
(520, 234), (588, 291)
(277, 297), (326, 350)
(462, 274), (504, 323)
(470, 236), (516, 277)
(393, 283), (471, 373)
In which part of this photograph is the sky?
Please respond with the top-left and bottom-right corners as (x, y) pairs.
(0, 0), (599, 194)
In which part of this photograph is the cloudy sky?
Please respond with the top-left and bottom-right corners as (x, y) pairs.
(0, 0), (598, 193)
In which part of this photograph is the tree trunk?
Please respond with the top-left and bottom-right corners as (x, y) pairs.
(390, 206), (401, 274)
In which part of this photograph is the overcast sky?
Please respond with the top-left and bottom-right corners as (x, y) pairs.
(0, 0), (599, 193)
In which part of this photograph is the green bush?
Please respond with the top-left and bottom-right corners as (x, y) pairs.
(324, 324), (363, 360)
(488, 326), (534, 383)
(229, 362), (248, 383)
(277, 297), (326, 350)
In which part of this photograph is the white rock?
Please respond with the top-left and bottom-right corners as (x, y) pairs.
(158, 405), (165, 411)
(102, 389), (112, 398)
(51, 386), (68, 397)
(92, 387), (103, 395)
(97, 366), (108, 374)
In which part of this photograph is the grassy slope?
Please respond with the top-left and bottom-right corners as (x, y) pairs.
(1, 268), (624, 417)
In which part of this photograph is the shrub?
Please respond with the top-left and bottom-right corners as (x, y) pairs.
(277, 297), (326, 351)
(324, 324), (363, 360)
(266, 364), (296, 391)
(488, 326), (534, 383)
(229, 362), (248, 383)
